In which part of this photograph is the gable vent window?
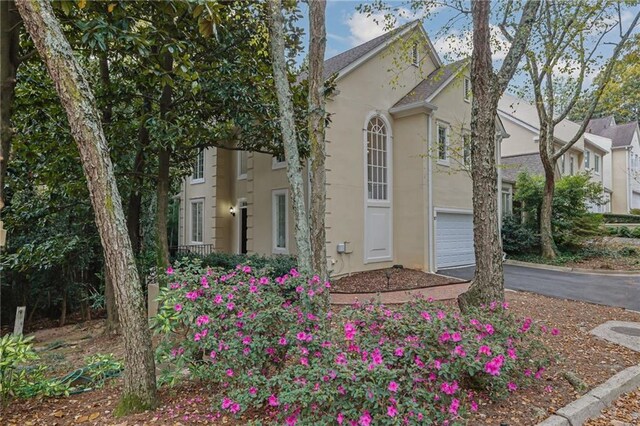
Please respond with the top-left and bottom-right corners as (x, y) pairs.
(411, 42), (419, 66)
(463, 77), (471, 102)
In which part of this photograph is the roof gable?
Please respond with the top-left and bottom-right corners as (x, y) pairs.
(392, 59), (468, 108)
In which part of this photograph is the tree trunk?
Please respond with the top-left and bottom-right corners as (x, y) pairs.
(104, 272), (120, 334)
(0, 0), (20, 210)
(16, 0), (156, 411)
(458, 0), (504, 310)
(127, 98), (150, 255)
(539, 132), (557, 259)
(458, 0), (539, 311)
(156, 52), (172, 269)
(267, 0), (312, 275)
(307, 0), (327, 280)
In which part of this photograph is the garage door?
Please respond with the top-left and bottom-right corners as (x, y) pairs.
(633, 192), (640, 209)
(436, 212), (475, 269)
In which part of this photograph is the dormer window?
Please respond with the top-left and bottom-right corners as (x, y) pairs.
(463, 77), (471, 102)
(411, 42), (419, 66)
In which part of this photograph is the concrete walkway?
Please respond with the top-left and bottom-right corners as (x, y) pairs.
(443, 264), (640, 311)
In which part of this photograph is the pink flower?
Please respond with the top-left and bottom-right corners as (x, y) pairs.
(227, 302), (235, 310)
(210, 350), (217, 359)
(478, 345), (492, 356)
(335, 353), (347, 365)
(186, 291), (199, 301)
(242, 336), (252, 345)
(449, 398), (460, 415)
(388, 381), (399, 392)
(484, 324), (495, 335)
(249, 387), (257, 395)
(453, 345), (466, 357)
(451, 332), (462, 342)
(296, 332), (308, 341)
(268, 394), (279, 406)
(300, 357), (309, 366)
(242, 265), (252, 273)
(439, 332), (451, 344)
(285, 415), (297, 425)
(200, 276), (209, 288)
(371, 348), (383, 365)
(166, 266), (174, 275)
(440, 381), (459, 395)
(221, 397), (232, 409)
(196, 315), (210, 326)
(359, 411), (372, 426)
(507, 348), (517, 359)
(437, 310), (446, 319)
(249, 285), (258, 293)
(535, 367), (545, 379)
(484, 355), (504, 376)
(337, 413), (344, 424)
(278, 337), (288, 345)
(295, 286), (304, 293)
(290, 268), (300, 277)
(230, 403), (240, 414)
(174, 303), (182, 312)
(470, 400), (479, 412)
(226, 369), (234, 377)
(394, 347), (404, 357)
(344, 322), (356, 341)
(520, 318), (532, 333)
(214, 294), (223, 304)
(507, 382), (518, 392)
(551, 328), (560, 336)
(420, 311), (432, 321)
(387, 405), (397, 417)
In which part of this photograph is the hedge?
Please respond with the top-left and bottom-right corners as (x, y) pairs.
(601, 213), (640, 224)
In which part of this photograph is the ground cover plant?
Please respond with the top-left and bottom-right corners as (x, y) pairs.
(154, 260), (554, 425)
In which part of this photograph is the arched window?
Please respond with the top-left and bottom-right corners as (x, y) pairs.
(366, 116), (389, 200)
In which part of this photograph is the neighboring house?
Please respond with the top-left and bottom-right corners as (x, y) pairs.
(178, 21), (508, 275)
(498, 94), (611, 214)
(587, 116), (640, 213)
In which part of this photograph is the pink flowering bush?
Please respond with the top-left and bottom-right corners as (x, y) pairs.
(155, 261), (552, 425)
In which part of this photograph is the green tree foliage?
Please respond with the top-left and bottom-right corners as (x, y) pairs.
(570, 35), (640, 123)
(512, 171), (605, 249)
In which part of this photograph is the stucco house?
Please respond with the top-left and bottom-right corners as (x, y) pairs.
(586, 116), (640, 212)
(177, 21), (507, 276)
(498, 94), (612, 214)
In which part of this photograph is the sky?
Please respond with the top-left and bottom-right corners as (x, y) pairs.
(297, 1), (639, 93)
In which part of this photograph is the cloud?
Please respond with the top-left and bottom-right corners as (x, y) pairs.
(346, 11), (396, 47)
(434, 25), (511, 62)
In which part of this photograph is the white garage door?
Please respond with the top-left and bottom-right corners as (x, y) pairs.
(436, 212), (475, 269)
(632, 192), (640, 209)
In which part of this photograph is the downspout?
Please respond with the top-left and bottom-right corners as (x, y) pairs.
(426, 114), (435, 273)
(627, 148), (632, 212)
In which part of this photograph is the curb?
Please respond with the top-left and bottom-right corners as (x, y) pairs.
(536, 365), (640, 426)
(504, 259), (640, 276)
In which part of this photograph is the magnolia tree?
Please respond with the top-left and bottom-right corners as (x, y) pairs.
(521, 0), (640, 259)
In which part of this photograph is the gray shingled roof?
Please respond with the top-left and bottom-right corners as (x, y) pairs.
(501, 153), (545, 182)
(321, 20), (419, 80)
(587, 116), (616, 136)
(587, 118), (638, 148)
(392, 59), (468, 107)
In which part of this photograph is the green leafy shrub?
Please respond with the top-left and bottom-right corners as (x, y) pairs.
(629, 208), (640, 216)
(175, 252), (297, 280)
(154, 261), (553, 424)
(502, 215), (539, 254)
(0, 334), (68, 405)
(632, 227), (640, 238)
(618, 227), (633, 238)
(602, 213), (640, 224)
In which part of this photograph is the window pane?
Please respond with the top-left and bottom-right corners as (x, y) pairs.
(277, 194), (286, 248)
(366, 116), (388, 200)
(191, 201), (203, 243)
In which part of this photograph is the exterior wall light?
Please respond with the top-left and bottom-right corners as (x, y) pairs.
(229, 206), (236, 217)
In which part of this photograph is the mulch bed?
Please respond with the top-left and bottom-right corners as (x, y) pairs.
(586, 387), (640, 425)
(331, 267), (466, 293)
(3, 291), (640, 425)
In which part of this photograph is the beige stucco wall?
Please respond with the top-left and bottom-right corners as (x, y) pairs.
(499, 116), (538, 157)
(611, 149), (630, 213)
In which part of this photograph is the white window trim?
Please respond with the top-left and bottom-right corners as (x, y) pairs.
(463, 77), (471, 103)
(272, 155), (286, 170)
(237, 151), (247, 180)
(501, 187), (513, 216)
(191, 151), (205, 184)
(272, 189), (289, 254)
(190, 198), (204, 245)
(437, 123), (450, 166)
(462, 132), (471, 167)
(569, 154), (576, 175)
(584, 150), (591, 170)
(594, 153), (601, 175)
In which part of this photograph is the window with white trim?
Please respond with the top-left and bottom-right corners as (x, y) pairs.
(570, 155), (575, 175)
(272, 153), (286, 169)
(501, 188), (513, 216)
(237, 150), (248, 180)
(411, 42), (419, 66)
(594, 154), (601, 174)
(437, 124), (449, 163)
(561, 154), (566, 174)
(463, 133), (471, 166)
(366, 116), (389, 201)
(584, 150), (591, 169)
(463, 77), (471, 102)
(192, 150), (204, 183)
(190, 199), (204, 243)
(272, 189), (288, 253)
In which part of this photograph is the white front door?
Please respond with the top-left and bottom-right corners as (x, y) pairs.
(436, 212), (475, 269)
(365, 115), (392, 262)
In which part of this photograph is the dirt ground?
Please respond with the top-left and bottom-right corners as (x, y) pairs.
(332, 267), (466, 293)
(3, 291), (640, 425)
(586, 387), (640, 425)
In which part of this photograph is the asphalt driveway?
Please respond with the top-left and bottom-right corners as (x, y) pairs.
(442, 264), (640, 311)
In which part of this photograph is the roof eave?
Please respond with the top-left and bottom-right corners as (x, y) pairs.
(389, 100), (438, 118)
